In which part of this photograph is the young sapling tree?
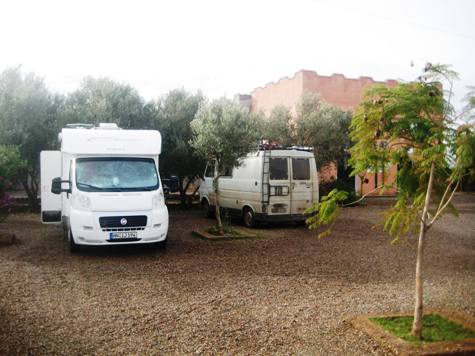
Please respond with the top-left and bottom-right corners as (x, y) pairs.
(306, 63), (475, 340)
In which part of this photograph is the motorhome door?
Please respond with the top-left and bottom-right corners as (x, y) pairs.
(40, 151), (62, 223)
(289, 157), (313, 215)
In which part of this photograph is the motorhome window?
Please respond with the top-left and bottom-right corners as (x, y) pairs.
(76, 158), (159, 192)
(292, 158), (310, 180)
(270, 158), (288, 180)
(205, 164), (214, 178)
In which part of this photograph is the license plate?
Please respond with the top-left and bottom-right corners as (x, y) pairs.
(109, 231), (138, 240)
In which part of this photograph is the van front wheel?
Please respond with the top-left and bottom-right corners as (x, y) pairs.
(242, 207), (256, 228)
(68, 229), (80, 253)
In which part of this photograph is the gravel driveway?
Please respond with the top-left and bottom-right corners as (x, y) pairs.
(1, 194), (474, 355)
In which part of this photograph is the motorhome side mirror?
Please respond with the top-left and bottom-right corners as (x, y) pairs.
(51, 177), (71, 194)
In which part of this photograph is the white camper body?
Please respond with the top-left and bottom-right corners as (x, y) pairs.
(199, 149), (319, 227)
(41, 124), (168, 251)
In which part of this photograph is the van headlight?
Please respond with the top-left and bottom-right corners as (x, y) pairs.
(152, 193), (163, 208)
(76, 194), (91, 209)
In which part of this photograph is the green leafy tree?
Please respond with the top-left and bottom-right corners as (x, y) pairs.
(296, 93), (352, 170)
(0, 145), (26, 221)
(306, 63), (475, 339)
(0, 67), (59, 209)
(265, 106), (295, 146)
(190, 98), (261, 234)
(60, 77), (147, 129)
(262, 94), (352, 172)
(150, 89), (205, 204)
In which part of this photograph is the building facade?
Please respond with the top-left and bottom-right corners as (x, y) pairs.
(237, 70), (398, 196)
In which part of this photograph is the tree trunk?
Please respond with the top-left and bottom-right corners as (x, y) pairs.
(411, 162), (435, 339)
(21, 173), (39, 212)
(178, 178), (186, 206)
(213, 176), (224, 235)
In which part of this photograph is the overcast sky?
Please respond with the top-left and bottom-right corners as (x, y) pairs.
(1, 0), (474, 109)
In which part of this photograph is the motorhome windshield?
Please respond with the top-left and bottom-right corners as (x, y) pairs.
(76, 158), (159, 192)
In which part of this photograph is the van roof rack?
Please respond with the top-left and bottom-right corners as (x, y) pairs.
(64, 123), (121, 130)
(258, 142), (313, 152)
(65, 123), (94, 129)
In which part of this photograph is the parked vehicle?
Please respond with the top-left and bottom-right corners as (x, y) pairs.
(40, 123), (169, 252)
(199, 147), (319, 227)
(161, 175), (180, 195)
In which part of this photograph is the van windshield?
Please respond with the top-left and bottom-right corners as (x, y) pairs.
(76, 158), (159, 192)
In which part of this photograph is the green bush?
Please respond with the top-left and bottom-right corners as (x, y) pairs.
(319, 179), (359, 204)
(0, 145), (25, 219)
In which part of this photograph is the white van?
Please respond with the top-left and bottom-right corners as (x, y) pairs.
(199, 148), (319, 227)
(40, 123), (169, 252)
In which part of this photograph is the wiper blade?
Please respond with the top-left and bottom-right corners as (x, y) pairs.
(77, 182), (103, 190)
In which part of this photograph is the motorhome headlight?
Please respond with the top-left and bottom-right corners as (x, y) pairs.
(152, 193), (163, 208)
(76, 194), (91, 209)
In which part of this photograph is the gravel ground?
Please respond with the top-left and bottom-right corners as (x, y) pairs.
(0, 194), (474, 355)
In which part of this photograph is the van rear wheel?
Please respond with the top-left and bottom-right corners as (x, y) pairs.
(202, 199), (215, 218)
(242, 207), (256, 228)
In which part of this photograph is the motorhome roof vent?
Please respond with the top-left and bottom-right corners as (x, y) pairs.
(98, 123), (120, 130)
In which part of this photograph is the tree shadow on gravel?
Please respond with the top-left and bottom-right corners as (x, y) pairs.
(72, 243), (167, 258)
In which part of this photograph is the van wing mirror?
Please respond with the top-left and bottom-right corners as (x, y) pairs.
(51, 177), (71, 194)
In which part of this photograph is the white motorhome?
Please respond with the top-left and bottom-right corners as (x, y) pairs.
(40, 123), (169, 252)
(199, 148), (319, 227)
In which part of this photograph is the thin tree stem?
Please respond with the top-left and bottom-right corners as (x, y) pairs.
(428, 181), (459, 228)
(343, 183), (394, 207)
(411, 162), (435, 339)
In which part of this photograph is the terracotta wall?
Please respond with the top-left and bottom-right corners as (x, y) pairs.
(250, 72), (305, 116)
(249, 70), (397, 114)
(354, 164), (398, 196)
(302, 71), (397, 110)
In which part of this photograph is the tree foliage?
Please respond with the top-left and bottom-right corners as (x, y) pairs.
(0, 145), (25, 221)
(296, 93), (352, 168)
(262, 94), (352, 169)
(265, 106), (295, 146)
(190, 98), (261, 233)
(0, 67), (60, 209)
(60, 77), (146, 129)
(151, 89), (205, 203)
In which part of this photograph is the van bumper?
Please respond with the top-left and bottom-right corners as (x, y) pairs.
(254, 213), (310, 223)
(69, 207), (169, 246)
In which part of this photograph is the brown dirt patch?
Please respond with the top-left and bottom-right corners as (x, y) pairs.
(0, 195), (474, 355)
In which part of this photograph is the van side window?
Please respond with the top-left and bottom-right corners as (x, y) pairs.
(205, 164), (215, 178)
(292, 158), (310, 180)
(270, 158), (288, 180)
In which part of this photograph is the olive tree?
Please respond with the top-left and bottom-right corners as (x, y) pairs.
(0, 67), (60, 210)
(60, 77), (147, 129)
(296, 93), (352, 169)
(306, 63), (475, 339)
(0, 145), (25, 222)
(190, 98), (261, 234)
(262, 94), (352, 171)
(151, 89), (205, 204)
(265, 106), (295, 146)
